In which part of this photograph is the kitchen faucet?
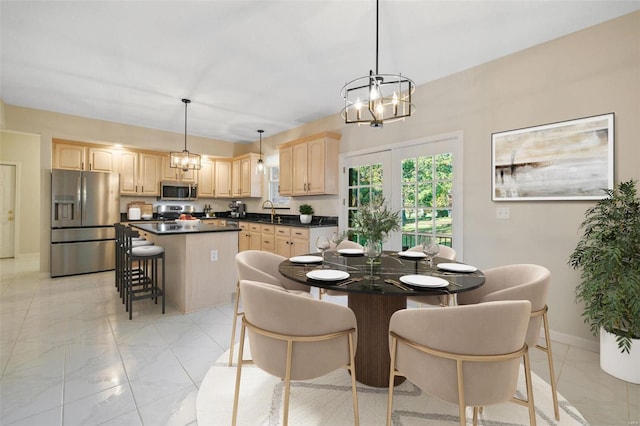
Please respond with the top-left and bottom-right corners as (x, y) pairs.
(261, 200), (275, 223)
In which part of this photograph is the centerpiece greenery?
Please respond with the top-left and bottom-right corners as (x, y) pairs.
(351, 197), (401, 244)
(568, 179), (640, 353)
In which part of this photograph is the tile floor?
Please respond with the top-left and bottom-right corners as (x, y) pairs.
(1, 255), (638, 425)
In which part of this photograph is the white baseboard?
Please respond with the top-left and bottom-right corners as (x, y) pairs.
(541, 327), (599, 353)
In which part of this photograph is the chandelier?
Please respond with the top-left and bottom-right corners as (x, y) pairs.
(256, 129), (265, 174)
(341, 0), (415, 127)
(170, 98), (201, 172)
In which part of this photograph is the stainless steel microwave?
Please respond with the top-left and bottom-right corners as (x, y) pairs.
(160, 181), (198, 201)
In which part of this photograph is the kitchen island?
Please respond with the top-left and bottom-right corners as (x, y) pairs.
(130, 222), (240, 314)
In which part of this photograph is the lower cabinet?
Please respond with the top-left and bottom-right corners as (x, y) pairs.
(237, 221), (337, 256)
(275, 226), (309, 257)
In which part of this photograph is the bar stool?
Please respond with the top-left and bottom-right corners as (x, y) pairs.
(122, 226), (165, 320)
(114, 224), (154, 302)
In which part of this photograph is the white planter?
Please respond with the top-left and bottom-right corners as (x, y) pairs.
(300, 214), (312, 224)
(600, 328), (640, 384)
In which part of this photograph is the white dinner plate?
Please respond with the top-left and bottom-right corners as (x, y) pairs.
(289, 255), (324, 264)
(437, 263), (478, 273)
(397, 251), (427, 259)
(338, 248), (364, 256)
(399, 275), (449, 288)
(306, 270), (350, 281)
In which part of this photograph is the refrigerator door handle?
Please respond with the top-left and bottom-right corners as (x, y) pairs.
(81, 176), (87, 222)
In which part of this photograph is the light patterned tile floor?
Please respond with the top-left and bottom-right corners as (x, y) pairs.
(1, 255), (638, 425)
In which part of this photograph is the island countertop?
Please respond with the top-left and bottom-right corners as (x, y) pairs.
(130, 222), (241, 235)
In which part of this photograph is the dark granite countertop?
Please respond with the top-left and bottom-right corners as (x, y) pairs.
(130, 222), (240, 235)
(122, 212), (338, 229)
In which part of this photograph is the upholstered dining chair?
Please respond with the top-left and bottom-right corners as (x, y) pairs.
(387, 300), (536, 426)
(321, 240), (365, 299)
(456, 263), (559, 420)
(230, 250), (312, 365)
(232, 280), (359, 426)
(406, 244), (457, 307)
(332, 239), (364, 251)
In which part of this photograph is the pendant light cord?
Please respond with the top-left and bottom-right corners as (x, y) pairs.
(182, 98), (190, 151)
(375, 0), (379, 75)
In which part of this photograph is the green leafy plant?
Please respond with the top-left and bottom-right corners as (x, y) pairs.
(299, 204), (314, 215)
(351, 197), (401, 243)
(568, 179), (640, 353)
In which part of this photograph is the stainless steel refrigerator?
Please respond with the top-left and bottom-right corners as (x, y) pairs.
(51, 169), (120, 277)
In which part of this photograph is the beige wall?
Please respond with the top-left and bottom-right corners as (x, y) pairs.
(1, 12), (638, 347)
(0, 131), (42, 256)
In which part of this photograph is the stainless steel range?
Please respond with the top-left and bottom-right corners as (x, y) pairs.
(157, 204), (196, 221)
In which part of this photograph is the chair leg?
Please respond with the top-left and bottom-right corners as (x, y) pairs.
(386, 337), (398, 426)
(456, 359), (466, 426)
(228, 281), (241, 366)
(539, 310), (559, 420)
(348, 333), (359, 426)
(473, 407), (479, 425)
(283, 340), (294, 426)
(523, 351), (537, 426)
(231, 321), (247, 426)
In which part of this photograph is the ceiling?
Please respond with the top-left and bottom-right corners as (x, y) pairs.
(2, 1), (639, 144)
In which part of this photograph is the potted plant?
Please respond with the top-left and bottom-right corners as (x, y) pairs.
(351, 196), (401, 259)
(299, 204), (314, 224)
(568, 179), (640, 383)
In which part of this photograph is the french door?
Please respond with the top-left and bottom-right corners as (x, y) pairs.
(340, 132), (463, 257)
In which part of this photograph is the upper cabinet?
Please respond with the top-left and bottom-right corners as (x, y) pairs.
(160, 155), (198, 183)
(52, 139), (261, 199)
(54, 142), (86, 170)
(53, 140), (116, 172)
(278, 132), (340, 196)
(88, 147), (116, 172)
(118, 151), (161, 196)
(198, 159), (216, 198)
(231, 153), (262, 198)
(214, 159), (232, 198)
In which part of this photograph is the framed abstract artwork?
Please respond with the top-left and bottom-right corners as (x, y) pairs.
(492, 113), (614, 201)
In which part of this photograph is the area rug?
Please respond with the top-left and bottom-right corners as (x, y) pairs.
(196, 346), (587, 425)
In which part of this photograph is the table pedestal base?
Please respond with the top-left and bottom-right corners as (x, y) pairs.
(348, 293), (407, 388)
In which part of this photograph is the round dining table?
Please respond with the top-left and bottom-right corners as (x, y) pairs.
(278, 249), (485, 388)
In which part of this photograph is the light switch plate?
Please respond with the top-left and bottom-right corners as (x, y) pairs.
(496, 207), (510, 219)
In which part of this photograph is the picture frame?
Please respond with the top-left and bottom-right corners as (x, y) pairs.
(492, 113), (614, 201)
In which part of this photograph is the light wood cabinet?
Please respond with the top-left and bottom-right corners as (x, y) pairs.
(198, 159), (215, 198)
(88, 147), (116, 172)
(161, 156), (197, 183)
(278, 132), (340, 196)
(261, 224), (276, 252)
(238, 222), (251, 252)
(215, 159), (232, 198)
(231, 153), (262, 198)
(275, 226), (310, 257)
(53, 141), (86, 170)
(249, 223), (262, 251)
(118, 151), (161, 196)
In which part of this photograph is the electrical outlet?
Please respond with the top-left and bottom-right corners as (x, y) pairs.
(496, 207), (510, 219)
(210, 250), (218, 262)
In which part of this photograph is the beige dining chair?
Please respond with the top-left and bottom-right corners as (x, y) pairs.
(456, 263), (559, 420)
(233, 280), (359, 426)
(230, 250), (312, 365)
(406, 244), (457, 307)
(320, 240), (365, 299)
(387, 300), (536, 426)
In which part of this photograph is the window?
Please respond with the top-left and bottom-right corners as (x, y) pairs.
(400, 153), (453, 249)
(268, 166), (290, 206)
